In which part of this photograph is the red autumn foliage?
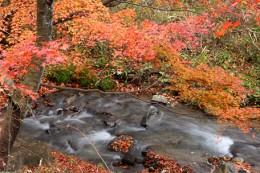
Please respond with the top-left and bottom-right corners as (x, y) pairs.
(215, 21), (242, 37)
(141, 150), (194, 173)
(108, 135), (134, 153)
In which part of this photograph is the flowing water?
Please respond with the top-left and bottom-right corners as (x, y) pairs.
(18, 91), (260, 172)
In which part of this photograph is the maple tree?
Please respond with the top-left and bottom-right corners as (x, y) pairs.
(0, 0), (259, 171)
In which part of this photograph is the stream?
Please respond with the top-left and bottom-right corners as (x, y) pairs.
(18, 91), (260, 172)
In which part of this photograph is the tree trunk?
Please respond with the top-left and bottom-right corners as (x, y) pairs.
(0, 0), (53, 171)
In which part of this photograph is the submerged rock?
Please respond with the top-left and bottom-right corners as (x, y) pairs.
(208, 156), (251, 173)
(232, 157), (244, 163)
(104, 115), (120, 127)
(56, 108), (63, 115)
(121, 152), (135, 166)
(72, 106), (79, 112)
(45, 127), (60, 135)
(212, 161), (236, 173)
(94, 111), (121, 127)
(141, 105), (159, 127)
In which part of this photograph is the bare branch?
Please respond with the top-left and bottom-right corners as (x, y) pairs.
(102, 0), (126, 7)
(53, 11), (89, 25)
(246, 27), (260, 51)
(40, 81), (159, 95)
(67, 126), (113, 172)
(115, 0), (199, 14)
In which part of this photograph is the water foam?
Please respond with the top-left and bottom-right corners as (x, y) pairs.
(78, 131), (115, 143)
(88, 131), (115, 141)
(23, 118), (50, 130)
(186, 124), (233, 156)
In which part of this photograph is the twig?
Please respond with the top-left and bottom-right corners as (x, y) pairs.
(40, 81), (158, 95)
(53, 11), (89, 25)
(0, 30), (20, 43)
(247, 30), (260, 51)
(115, 0), (199, 14)
(67, 125), (113, 173)
(245, 26), (260, 34)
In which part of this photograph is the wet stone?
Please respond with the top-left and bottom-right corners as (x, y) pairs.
(45, 127), (60, 135)
(148, 167), (155, 171)
(142, 150), (149, 157)
(112, 160), (121, 167)
(231, 157), (244, 163)
(135, 157), (143, 164)
(121, 152), (135, 166)
(249, 161), (255, 167)
(212, 161), (236, 173)
(141, 105), (159, 127)
(65, 95), (77, 104)
(104, 115), (120, 127)
(72, 106), (79, 112)
(56, 108), (63, 115)
(238, 170), (247, 173)
(108, 135), (134, 153)
(142, 150), (194, 173)
(48, 110), (54, 116)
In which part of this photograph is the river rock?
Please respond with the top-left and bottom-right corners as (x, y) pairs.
(108, 135), (134, 153)
(64, 95), (77, 104)
(232, 157), (244, 163)
(55, 108), (63, 115)
(135, 157), (143, 164)
(72, 106), (79, 112)
(151, 95), (168, 104)
(104, 115), (120, 127)
(149, 167), (155, 171)
(45, 127), (60, 135)
(142, 150), (194, 172)
(95, 111), (121, 127)
(48, 110), (54, 116)
(121, 152), (135, 166)
(141, 105), (159, 127)
(212, 161), (237, 173)
(112, 160), (121, 167)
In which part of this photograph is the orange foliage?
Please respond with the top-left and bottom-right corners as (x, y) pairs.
(221, 107), (260, 133)
(0, 0), (36, 45)
(157, 46), (258, 132)
(143, 150), (194, 173)
(215, 21), (242, 37)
